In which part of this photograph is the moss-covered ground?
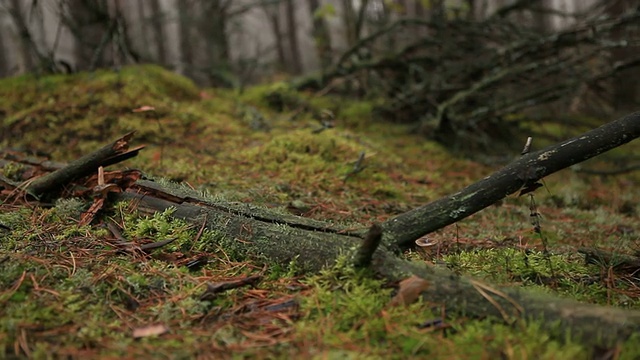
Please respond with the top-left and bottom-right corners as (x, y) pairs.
(1, 65), (639, 358)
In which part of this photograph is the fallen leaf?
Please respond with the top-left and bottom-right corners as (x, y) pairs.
(199, 91), (214, 100)
(132, 105), (156, 112)
(388, 276), (429, 307)
(132, 324), (169, 339)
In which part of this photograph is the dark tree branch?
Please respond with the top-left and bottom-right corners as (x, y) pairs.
(383, 112), (640, 249)
(26, 132), (143, 199)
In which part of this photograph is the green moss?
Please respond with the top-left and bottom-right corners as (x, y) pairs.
(338, 101), (376, 129)
(244, 130), (356, 165)
(438, 319), (586, 359)
(297, 257), (393, 334)
(443, 248), (639, 306)
(0, 65), (216, 170)
(240, 82), (302, 112)
(1, 64), (638, 358)
(0, 162), (25, 181)
(295, 256), (593, 358)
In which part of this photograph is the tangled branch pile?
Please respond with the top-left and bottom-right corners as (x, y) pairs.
(297, 3), (640, 148)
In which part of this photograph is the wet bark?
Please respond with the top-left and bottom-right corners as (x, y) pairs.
(150, 0), (167, 65)
(284, 0), (302, 74)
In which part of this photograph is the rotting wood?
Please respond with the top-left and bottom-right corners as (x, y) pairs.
(25, 132), (144, 199)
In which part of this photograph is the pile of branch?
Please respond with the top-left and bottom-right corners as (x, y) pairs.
(2, 112), (640, 348)
(295, 4), (640, 146)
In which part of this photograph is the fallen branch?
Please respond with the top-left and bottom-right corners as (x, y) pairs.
(25, 132), (144, 199)
(382, 111), (640, 250)
(200, 274), (263, 300)
(353, 223), (383, 268)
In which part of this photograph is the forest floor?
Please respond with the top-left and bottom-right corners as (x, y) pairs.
(0, 65), (639, 359)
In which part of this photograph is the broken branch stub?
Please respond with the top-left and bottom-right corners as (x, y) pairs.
(26, 132), (143, 199)
(353, 223), (383, 268)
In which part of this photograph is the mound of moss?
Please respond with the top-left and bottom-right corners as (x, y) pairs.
(0, 65), (201, 158)
(0, 65), (253, 180)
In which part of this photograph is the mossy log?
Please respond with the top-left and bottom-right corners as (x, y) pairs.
(113, 177), (640, 347)
(111, 112), (640, 346)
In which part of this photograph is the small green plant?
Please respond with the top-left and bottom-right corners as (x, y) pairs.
(122, 207), (194, 252)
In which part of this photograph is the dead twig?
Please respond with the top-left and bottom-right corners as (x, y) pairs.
(26, 132), (144, 199)
(343, 151), (366, 183)
(200, 274), (263, 300)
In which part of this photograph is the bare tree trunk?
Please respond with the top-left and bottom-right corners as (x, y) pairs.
(354, 0), (370, 41)
(192, 0), (232, 86)
(136, 0), (150, 55)
(65, 0), (113, 70)
(341, 0), (357, 47)
(7, 0), (36, 71)
(284, 0), (302, 74)
(0, 24), (9, 77)
(308, 0), (333, 70)
(150, 0), (167, 65)
(608, 0), (640, 110)
(263, 3), (287, 72)
(177, 0), (194, 79)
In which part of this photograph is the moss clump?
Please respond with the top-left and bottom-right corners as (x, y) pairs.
(122, 207), (194, 252)
(240, 129), (400, 190)
(443, 248), (640, 306)
(245, 129), (357, 166)
(295, 257), (591, 358)
(0, 65), (253, 182)
(337, 100), (378, 129)
(0, 65), (201, 160)
(263, 82), (304, 112)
